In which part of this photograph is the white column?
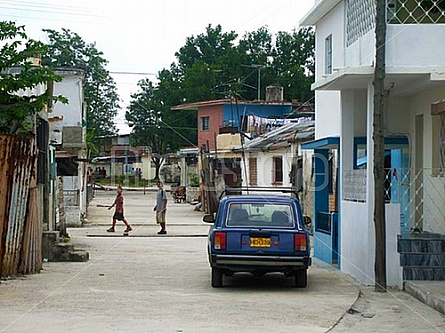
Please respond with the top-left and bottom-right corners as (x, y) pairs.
(340, 90), (354, 274)
(340, 90), (355, 172)
(366, 80), (376, 284)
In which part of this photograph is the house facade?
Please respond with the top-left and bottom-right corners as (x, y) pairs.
(172, 91), (294, 152)
(49, 69), (87, 227)
(301, 0), (445, 286)
(172, 89), (306, 211)
(234, 121), (316, 217)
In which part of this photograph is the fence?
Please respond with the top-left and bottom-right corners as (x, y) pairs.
(0, 134), (42, 277)
(342, 167), (445, 237)
(387, 0), (445, 24)
(397, 168), (445, 236)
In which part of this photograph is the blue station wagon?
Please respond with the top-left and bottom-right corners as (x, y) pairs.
(203, 195), (311, 288)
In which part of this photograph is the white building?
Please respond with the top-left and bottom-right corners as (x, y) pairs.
(301, 0), (445, 287)
(49, 69), (87, 227)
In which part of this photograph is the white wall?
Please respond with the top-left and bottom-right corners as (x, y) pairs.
(252, 150), (293, 187)
(312, 3), (344, 140)
(345, 31), (375, 68)
(53, 74), (84, 126)
(385, 96), (412, 137)
(341, 201), (372, 283)
(341, 201), (402, 287)
(315, 91), (341, 139)
(353, 91), (368, 137)
(141, 156), (156, 180)
(387, 25), (445, 68)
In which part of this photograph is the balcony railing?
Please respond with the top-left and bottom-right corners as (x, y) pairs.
(342, 168), (445, 236)
(346, 0), (445, 46)
(388, 0), (445, 24)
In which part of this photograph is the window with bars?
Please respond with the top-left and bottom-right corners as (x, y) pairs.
(201, 116), (210, 131)
(273, 156), (283, 184)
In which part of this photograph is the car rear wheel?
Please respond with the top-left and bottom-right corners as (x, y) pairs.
(211, 267), (223, 288)
(295, 269), (307, 288)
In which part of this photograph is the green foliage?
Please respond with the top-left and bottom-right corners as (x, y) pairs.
(273, 27), (315, 102)
(175, 25), (238, 73)
(125, 75), (197, 179)
(0, 21), (65, 134)
(41, 28), (119, 146)
(172, 24), (315, 102)
(189, 173), (199, 187)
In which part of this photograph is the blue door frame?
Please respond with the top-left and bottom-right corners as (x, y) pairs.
(302, 136), (409, 268)
(313, 147), (340, 267)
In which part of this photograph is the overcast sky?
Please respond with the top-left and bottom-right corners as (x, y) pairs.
(1, 0), (315, 133)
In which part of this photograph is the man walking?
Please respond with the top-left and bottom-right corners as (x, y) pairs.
(107, 186), (132, 234)
(153, 180), (168, 235)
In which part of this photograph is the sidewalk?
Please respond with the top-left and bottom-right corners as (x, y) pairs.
(404, 281), (445, 316)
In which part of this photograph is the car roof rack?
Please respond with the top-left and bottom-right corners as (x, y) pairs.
(220, 186), (298, 200)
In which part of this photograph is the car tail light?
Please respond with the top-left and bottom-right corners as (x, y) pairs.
(295, 234), (307, 252)
(214, 232), (226, 250)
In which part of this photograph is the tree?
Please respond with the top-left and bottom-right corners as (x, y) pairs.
(373, 0), (387, 292)
(272, 28), (315, 102)
(0, 21), (64, 134)
(41, 28), (119, 149)
(174, 25), (315, 102)
(175, 24), (238, 73)
(125, 75), (197, 180)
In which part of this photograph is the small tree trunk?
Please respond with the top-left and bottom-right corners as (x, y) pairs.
(373, 0), (387, 292)
(152, 156), (163, 181)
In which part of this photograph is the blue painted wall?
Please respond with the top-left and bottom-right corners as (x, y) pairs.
(391, 149), (410, 235)
(222, 103), (292, 127)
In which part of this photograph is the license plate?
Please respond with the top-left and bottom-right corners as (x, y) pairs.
(250, 237), (271, 248)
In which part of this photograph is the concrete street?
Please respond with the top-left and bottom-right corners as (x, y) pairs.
(0, 189), (444, 332)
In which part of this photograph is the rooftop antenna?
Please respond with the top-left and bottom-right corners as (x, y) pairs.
(242, 64), (266, 100)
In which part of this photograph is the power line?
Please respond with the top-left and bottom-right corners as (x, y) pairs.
(109, 71), (157, 76)
(0, 12), (103, 25)
(0, 5), (103, 18)
(0, 0), (90, 12)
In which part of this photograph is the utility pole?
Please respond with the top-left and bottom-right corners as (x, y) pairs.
(373, 0), (387, 292)
(257, 66), (262, 100)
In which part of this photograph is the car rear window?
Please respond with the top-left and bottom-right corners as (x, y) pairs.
(226, 202), (295, 228)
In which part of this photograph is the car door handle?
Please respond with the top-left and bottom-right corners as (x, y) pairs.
(249, 230), (271, 237)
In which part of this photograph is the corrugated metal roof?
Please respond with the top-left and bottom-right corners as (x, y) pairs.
(236, 120), (315, 152)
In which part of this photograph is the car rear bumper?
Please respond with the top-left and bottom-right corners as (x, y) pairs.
(211, 254), (311, 268)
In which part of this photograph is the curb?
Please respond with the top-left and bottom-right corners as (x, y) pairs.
(86, 234), (208, 238)
(404, 281), (445, 315)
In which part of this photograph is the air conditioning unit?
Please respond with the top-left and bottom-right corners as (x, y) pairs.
(62, 126), (85, 148)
